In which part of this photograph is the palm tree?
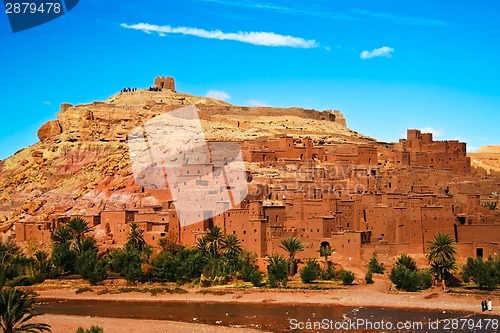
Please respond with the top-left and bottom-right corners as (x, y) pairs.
(50, 225), (72, 245)
(0, 281), (51, 333)
(279, 237), (304, 276)
(125, 222), (146, 252)
(204, 226), (225, 257)
(222, 234), (242, 257)
(395, 253), (417, 271)
(196, 236), (209, 256)
(318, 244), (334, 268)
(67, 218), (92, 252)
(33, 251), (52, 279)
(0, 241), (21, 286)
(266, 254), (288, 287)
(426, 233), (457, 289)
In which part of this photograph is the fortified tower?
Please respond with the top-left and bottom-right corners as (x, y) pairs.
(153, 76), (176, 91)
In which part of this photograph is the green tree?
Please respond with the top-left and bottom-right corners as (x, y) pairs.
(33, 251), (52, 280)
(368, 254), (384, 274)
(279, 237), (304, 276)
(365, 270), (374, 284)
(0, 241), (22, 285)
(426, 233), (457, 289)
(300, 259), (320, 283)
(221, 234), (243, 258)
(202, 226), (225, 258)
(461, 256), (499, 290)
(108, 248), (144, 283)
(0, 281), (51, 333)
(318, 245), (333, 269)
(50, 225), (72, 245)
(238, 252), (262, 287)
(125, 222), (146, 252)
(67, 218), (92, 253)
(75, 250), (107, 285)
(266, 254), (288, 287)
(51, 243), (76, 275)
(390, 254), (432, 292)
(395, 253), (417, 271)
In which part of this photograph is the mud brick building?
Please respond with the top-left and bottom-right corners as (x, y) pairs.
(14, 130), (500, 263)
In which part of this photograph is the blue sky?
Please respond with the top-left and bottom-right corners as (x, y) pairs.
(1, 0), (499, 159)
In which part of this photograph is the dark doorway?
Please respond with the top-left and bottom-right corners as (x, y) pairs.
(476, 248), (483, 258)
(320, 241), (330, 250)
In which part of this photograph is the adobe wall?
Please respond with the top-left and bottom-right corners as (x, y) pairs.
(15, 222), (52, 243)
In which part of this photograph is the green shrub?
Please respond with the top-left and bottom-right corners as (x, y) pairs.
(461, 256), (499, 290)
(241, 265), (263, 287)
(300, 259), (320, 283)
(368, 254), (384, 274)
(418, 269), (433, 290)
(389, 255), (432, 292)
(365, 270), (374, 284)
(390, 265), (417, 291)
(266, 254), (288, 288)
(75, 250), (107, 285)
(108, 248), (144, 283)
(395, 254), (417, 271)
(76, 326), (104, 333)
(342, 270), (355, 285)
(320, 265), (336, 280)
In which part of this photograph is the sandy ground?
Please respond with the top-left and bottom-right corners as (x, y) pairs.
(32, 276), (500, 332)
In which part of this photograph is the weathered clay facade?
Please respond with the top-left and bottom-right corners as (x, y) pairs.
(15, 130), (500, 263)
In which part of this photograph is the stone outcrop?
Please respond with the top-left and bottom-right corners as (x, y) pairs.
(37, 120), (62, 142)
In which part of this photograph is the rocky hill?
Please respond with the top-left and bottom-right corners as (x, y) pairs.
(469, 145), (500, 174)
(0, 77), (374, 225)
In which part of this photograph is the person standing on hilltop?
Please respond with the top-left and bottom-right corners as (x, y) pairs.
(487, 299), (493, 311)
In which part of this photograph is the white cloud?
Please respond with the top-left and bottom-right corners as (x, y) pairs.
(120, 23), (318, 48)
(247, 100), (268, 107)
(206, 90), (230, 101)
(420, 127), (444, 137)
(467, 146), (477, 153)
(360, 46), (395, 59)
